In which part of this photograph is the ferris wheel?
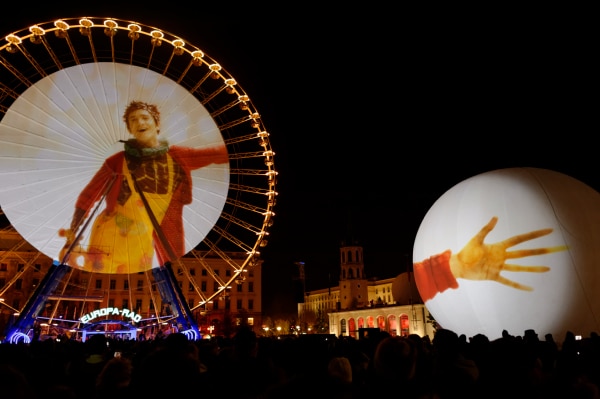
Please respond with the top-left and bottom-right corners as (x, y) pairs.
(0, 17), (277, 342)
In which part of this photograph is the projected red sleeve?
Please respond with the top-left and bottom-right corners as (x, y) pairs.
(413, 249), (458, 301)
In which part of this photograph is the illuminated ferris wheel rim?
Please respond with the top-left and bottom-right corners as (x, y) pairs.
(0, 16), (277, 306)
(2, 17), (236, 86)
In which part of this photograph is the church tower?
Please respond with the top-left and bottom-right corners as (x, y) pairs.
(338, 242), (369, 310)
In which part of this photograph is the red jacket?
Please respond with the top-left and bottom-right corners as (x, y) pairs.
(75, 145), (228, 265)
(413, 250), (458, 301)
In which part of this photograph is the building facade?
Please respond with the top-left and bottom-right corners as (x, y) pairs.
(299, 242), (435, 339)
(0, 228), (262, 340)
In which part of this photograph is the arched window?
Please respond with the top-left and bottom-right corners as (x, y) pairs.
(341, 319), (347, 335)
(348, 318), (357, 339)
(367, 316), (375, 328)
(387, 314), (398, 336)
(400, 314), (410, 337)
(377, 315), (386, 330)
(348, 250), (353, 262)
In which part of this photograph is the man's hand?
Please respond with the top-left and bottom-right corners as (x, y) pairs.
(449, 216), (568, 290)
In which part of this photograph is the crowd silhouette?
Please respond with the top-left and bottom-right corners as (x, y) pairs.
(1, 325), (599, 399)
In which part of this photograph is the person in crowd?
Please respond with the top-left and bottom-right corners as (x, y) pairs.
(129, 332), (209, 397)
(65, 334), (111, 399)
(0, 363), (37, 399)
(430, 328), (480, 398)
(95, 356), (133, 399)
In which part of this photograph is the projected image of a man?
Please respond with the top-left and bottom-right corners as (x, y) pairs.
(60, 100), (229, 273)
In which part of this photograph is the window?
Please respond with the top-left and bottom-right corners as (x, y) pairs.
(202, 269), (207, 276)
(137, 280), (143, 291)
(400, 314), (410, 337)
(32, 278), (39, 288)
(188, 282), (194, 291)
(348, 318), (356, 338)
(16, 279), (23, 289)
(226, 269), (231, 277)
(34, 264), (41, 272)
(214, 269), (220, 276)
(95, 279), (102, 289)
(188, 299), (194, 308)
(108, 299), (115, 307)
(17, 264), (24, 272)
(110, 280), (116, 289)
(237, 299), (242, 310)
(213, 300), (219, 310)
(225, 299), (230, 310)
(122, 299), (129, 309)
(0, 263), (7, 271)
(248, 282), (254, 293)
(213, 282), (219, 291)
(135, 299), (142, 311)
(377, 315), (386, 330)
(124, 280), (129, 289)
(0, 278), (4, 287)
(388, 315), (398, 336)
(201, 281), (207, 291)
(248, 299), (253, 310)
(190, 268), (196, 276)
(178, 280), (183, 288)
(237, 284), (243, 292)
(358, 317), (365, 329)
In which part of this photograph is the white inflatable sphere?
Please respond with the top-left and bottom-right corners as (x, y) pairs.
(413, 167), (600, 341)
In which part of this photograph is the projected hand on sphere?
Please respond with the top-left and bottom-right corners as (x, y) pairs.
(414, 216), (568, 301)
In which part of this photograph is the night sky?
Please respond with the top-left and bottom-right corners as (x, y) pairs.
(3, 5), (596, 317)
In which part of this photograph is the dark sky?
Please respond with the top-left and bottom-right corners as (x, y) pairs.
(4, 5), (597, 316)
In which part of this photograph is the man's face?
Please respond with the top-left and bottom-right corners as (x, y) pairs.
(127, 109), (159, 147)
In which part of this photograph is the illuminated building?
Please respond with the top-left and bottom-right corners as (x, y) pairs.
(0, 228), (262, 340)
(299, 242), (434, 339)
